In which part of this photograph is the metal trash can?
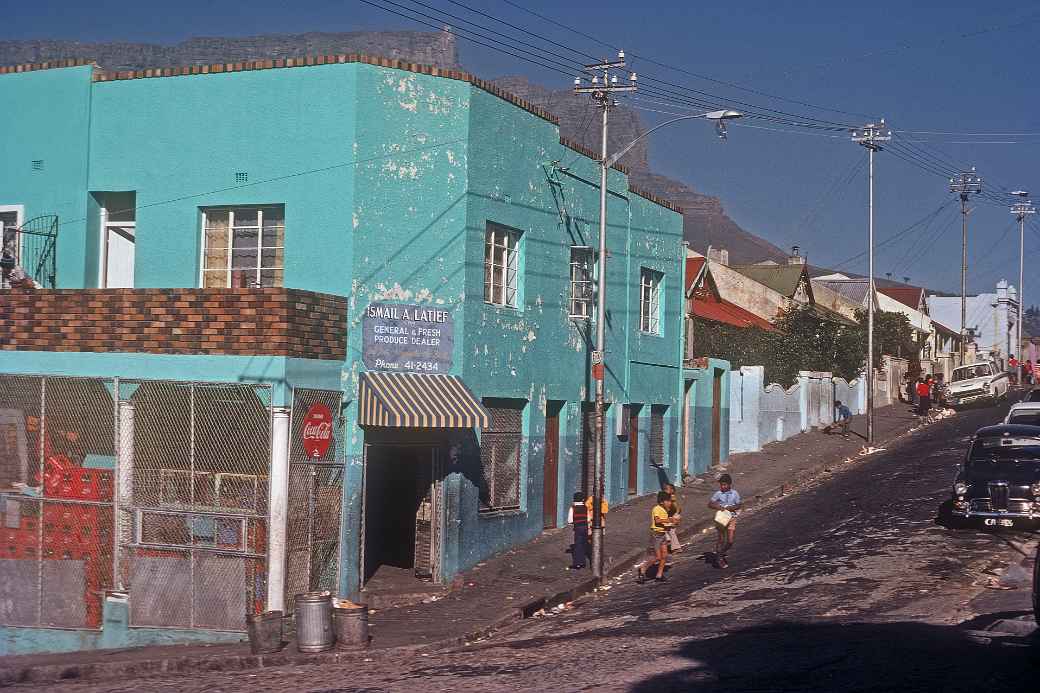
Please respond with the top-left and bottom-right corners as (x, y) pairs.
(333, 604), (370, 649)
(246, 610), (284, 654)
(294, 593), (334, 653)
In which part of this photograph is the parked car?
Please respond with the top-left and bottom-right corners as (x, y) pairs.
(949, 424), (1040, 530)
(1024, 388), (1040, 403)
(1004, 402), (1040, 426)
(946, 362), (1010, 408)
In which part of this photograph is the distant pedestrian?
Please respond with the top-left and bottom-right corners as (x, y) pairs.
(567, 492), (589, 570)
(1010, 354), (1019, 385)
(637, 491), (675, 583)
(1025, 360), (1034, 386)
(829, 399), (852, 436)
(916, 377), (931, 416)
(663, 483), (682, 553)
(708, 474), (742, 569)
(584, 494), (609, 533)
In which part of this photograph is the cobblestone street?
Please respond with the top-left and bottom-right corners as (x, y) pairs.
(27, 400), (1038, 692)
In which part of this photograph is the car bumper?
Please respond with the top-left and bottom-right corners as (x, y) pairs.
(949, 392), (991, 405)
(957, 509), (1040, 529)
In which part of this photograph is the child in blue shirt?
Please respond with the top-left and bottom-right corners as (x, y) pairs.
(708, 473), (742, 569)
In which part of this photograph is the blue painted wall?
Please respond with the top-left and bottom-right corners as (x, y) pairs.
(684, 359), (731, 476)
(0, 66), (93, 287)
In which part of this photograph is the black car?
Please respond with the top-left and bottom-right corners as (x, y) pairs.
(950, 424), (1040, 530)
(1025, 389), (1040, 403)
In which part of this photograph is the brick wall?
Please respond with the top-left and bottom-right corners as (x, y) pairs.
(0, 288), (347, 360)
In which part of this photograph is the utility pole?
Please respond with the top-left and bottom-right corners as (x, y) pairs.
(574, 51), (635, 580)
(950, 168), (983, 364)
(1011, 192), (1035, 372)
(852, 120), (890, 448)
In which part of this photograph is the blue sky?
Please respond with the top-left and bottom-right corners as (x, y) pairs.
(9, 0), (1040, 296)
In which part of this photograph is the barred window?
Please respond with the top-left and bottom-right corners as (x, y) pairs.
(479, 398), (525, 512)
(640, 268), (663, 334)
(484, 223), (520, 307)
(202, 206), (284, 288)
(649, 405), (667, 467)
(569, 246), (594, 319)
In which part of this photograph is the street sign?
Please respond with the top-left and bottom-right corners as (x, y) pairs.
(301, 403), (334, 459)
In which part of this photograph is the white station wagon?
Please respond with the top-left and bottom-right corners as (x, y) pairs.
(947, 362), (1010, 408)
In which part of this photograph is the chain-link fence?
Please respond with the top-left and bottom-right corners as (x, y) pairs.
(285, 388), (343, 612)
(0, 375), (274, 633)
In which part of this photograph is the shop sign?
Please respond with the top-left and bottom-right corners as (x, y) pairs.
(362, 302), (454, 373)
(302, 403), (334, 459)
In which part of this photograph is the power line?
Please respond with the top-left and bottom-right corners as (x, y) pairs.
(830, 199), (954, 269)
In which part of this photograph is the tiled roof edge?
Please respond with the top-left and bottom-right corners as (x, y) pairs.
(0, 58), (95, 74)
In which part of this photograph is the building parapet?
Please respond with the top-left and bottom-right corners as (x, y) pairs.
(0, 288), (346, 360)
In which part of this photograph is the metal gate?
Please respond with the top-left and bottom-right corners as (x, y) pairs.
(284, 388), (343, 611)
(15, 215), (57, 288)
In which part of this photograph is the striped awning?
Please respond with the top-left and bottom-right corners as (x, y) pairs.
(358, 372), (490, 428)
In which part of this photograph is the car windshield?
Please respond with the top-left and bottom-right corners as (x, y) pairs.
(952, 366), (990, 382)
(1008, 412), (1040, 426)
(969, 436), (1040, 461)
(1027, 389), (1040, 402)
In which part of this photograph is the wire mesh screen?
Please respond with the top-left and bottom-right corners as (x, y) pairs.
(479, 400), (524, 511)
(0, 376), (115, 630)
(124, 381), (271, 631)
(285, 389), (343, 611)
(650, 405), (667, 468)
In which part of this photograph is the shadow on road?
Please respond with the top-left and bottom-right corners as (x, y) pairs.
(629, 618), (1039, 692)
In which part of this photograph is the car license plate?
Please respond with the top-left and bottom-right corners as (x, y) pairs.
(984, 518), (1014, 527)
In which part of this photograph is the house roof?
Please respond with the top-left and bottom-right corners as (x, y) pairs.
(932, 320), (960, 338)
(685, 256), (707, 294)
(811, 303), (859, 327)
(814, 278), (869, 305)
(878, 285), (926, 312)
(729, 264), (809, 299)
(692, 292), (777, 331)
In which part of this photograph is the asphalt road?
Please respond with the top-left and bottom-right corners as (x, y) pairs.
(36, 399), (1040, 692)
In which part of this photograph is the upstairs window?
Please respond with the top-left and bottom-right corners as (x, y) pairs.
(640, 268), (663, 334)
(484, 223), (520, 308)
(202, 206), (284, 288)
(568, 246), (594, 319)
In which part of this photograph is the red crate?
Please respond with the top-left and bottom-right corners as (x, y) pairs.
(43, 505), (101, 526)
(50, 470), (113, 502)
(3, 528), (38, 548)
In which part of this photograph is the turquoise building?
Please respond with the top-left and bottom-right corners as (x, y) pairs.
(0, 55), (685, 653)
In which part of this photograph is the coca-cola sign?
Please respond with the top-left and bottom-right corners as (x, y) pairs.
(301, 403), (334, 459)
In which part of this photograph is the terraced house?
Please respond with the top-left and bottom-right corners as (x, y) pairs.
(0, 54), (689, 654)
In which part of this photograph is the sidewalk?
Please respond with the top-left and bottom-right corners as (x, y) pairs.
(0, 404), (924, 686)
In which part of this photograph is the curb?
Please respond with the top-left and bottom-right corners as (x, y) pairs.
(0, 411), (940, 687)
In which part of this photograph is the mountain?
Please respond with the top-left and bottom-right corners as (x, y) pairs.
(1, 31), (788, 265)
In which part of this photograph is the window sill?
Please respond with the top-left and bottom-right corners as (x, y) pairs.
(478, 507), (525, 518)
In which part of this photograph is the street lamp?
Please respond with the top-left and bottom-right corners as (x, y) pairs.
(576, 56), (741, 578)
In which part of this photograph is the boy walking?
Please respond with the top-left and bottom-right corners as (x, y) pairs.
(664, 483), (682, 553)
(637, 491), (675, 583)
(708, 474), (741, 569)
(567, 492), (589, 569)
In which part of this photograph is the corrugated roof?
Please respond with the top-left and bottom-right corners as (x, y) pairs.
(692, 294), (776, 331)
(811, 304), (859, 327)
(729, 264), (808, 298)
(814, 279), (869, 305)
(685, 256), (707, 293)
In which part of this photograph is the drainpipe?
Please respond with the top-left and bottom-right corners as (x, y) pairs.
(267, 407), (291, 612)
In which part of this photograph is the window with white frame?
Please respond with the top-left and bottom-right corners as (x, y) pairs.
(639, 268), (663, 334)
(201, 206), (284, 288)
(484, 223), (520, 307)
(568, 246), (594, 319)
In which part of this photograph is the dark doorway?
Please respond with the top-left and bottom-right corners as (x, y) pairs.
(543, 401), (563, 529)
(712, 369), (723, 466)
(363, 445), (434, 584)
(627, 404), (642, 495)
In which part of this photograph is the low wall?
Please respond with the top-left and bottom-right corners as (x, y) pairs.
(729, 366), (866, 453)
